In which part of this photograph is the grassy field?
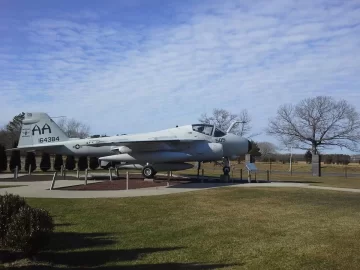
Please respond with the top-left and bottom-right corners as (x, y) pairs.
(3, 187), (360, 269)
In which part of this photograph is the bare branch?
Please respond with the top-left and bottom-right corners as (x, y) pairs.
(267, 96), (360, 154)
(199, 108), (254, 137)
(56, 117), (90, 139)
(257, 142), (278, 157)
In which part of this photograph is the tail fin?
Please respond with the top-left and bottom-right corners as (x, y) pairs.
(18, 112), (69, 147)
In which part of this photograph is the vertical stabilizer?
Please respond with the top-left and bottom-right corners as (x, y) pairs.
(18, 112), (69, 147)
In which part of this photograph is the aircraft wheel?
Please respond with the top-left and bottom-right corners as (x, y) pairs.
(223, 166), (230, 175)
(142, 166), (156, 179)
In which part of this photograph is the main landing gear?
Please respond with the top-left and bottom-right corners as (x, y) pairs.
(142, 165), (157, 179)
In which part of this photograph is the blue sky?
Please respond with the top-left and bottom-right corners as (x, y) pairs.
(1, 0), (360, 154)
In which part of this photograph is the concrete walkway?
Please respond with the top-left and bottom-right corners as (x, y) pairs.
(1, 179), (360, 198)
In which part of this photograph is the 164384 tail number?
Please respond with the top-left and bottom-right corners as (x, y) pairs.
(39, 137), (60, 143)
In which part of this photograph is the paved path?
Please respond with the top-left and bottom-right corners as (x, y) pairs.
(1, 179), (360, 198)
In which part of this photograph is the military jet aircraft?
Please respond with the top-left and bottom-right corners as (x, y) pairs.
(10, 112), (252, 178)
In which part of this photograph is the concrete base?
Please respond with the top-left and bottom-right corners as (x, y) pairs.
(220, 174), (230, 182)
(144, 178), (154, 182)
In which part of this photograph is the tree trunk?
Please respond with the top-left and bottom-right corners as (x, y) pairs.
(311, 143), (318, 155)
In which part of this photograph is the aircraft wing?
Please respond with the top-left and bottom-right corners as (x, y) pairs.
(81, 137), (195, 148)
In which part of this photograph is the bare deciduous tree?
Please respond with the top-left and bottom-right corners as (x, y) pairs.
(199, 108), (259, 137)
(267, 96), (360, 154)
(0, 113), (25, 148)
(56, 118), (90, 139)
(257, 141), (278, 157)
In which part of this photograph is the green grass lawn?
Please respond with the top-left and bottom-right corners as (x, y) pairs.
(3, 187), (360, 269)
(179, 164), (360, 189)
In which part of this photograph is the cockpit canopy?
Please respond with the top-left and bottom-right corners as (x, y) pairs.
(192, 124), (226, 137)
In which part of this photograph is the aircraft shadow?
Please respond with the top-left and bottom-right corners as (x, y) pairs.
(167, 177), (323, 188)
(1, 225), (238, 269)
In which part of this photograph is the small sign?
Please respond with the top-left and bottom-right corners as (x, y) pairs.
(245, 162), (258, 172)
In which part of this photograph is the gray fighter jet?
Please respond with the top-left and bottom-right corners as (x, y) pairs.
(10, 112), (252, 178)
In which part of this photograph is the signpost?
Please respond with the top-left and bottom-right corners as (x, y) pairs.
(245, 162), (258, 183)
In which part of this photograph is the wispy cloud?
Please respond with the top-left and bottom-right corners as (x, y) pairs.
(1, 0), (360, 152)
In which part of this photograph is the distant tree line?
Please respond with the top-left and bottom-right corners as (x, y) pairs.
(0, 147), (100, 172)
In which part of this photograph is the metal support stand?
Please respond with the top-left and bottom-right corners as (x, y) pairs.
(267, 170), (270, 182)
(14, 166), (18, 179)
(247, 171), (251, 183)
(63, 169), (66, 180)
(85, 169), (88, 185)
(50, 172), (57, 190)
(197, 161), (201, 180)
(77, 169), (79, 179)
(240, 169), (242, 181)
(126, 171), (129, 190)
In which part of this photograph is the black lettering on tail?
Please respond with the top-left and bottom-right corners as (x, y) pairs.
(42, 123), (52, 134)
(32, 125), (41, 135)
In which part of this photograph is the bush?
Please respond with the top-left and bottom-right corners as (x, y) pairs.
(0, 144), (7, 172)
(89, 157), (99, 170)
(78, 156), (88, 171)
(0, 193), (54, 257)
(40, 152), (51, 172)
(0, 193), (27, 246)
(65, 155), (76, 170)
(54, 155), (63, 171)
(25, 152), (37, 173)
(9, 141), (21, 172)
(5, 206), (54, 256)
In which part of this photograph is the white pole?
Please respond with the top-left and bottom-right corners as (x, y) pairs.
(14, 166), (18, 179)
(289, 146), (293, 173)
(109, 168), (112, 181)
(50, 172), (57, 190)
(85, 169), (88, 185)
(126, 171), (129, 190)
(29, 164), (32, 175)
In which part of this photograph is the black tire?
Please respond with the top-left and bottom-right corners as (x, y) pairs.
(223, 166), (230, 175)
(142, 165), (156, 179)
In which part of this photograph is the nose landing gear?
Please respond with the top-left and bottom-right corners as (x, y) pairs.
(222, 157), (231, 175)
